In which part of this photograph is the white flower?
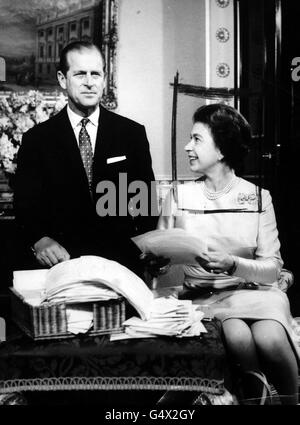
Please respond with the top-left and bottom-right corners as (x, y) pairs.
(0, 90), (65, 174)
(14, 131), (23, 143)
(15, 116), (35, 133)
(0, 134), (17, 158)
(53, 93), (67, 113)
(35, 104), (50, 123)
(0, 133), (19, 174)
(20, 104), (28, 113)
(0, 133), (10, 150)
(2, 158), (17, 174)
(0, 116), (10, 129)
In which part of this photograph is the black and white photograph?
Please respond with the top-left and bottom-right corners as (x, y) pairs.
(0, 0), (300, 414)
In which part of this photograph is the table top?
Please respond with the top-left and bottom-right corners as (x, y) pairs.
(0, 317), (228, 395)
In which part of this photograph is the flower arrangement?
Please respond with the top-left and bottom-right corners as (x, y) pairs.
(0, 90), (66, 176)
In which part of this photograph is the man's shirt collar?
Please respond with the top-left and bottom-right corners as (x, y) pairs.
(67, 105), (100, 129)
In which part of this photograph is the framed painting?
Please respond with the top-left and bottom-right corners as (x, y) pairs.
(0, 0), (118, 109)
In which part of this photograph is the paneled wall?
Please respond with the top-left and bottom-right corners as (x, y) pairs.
(116, 0), (207, 180)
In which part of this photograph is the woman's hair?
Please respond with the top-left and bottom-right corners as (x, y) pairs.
(193, 103), (252, 173)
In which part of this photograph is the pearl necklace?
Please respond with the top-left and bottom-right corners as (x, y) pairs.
(202, 175), (239, 200)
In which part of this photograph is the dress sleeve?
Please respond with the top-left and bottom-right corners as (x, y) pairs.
(233, 189), (283, 284)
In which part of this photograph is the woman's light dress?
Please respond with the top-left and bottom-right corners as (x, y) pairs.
(158, 177), (300, 363)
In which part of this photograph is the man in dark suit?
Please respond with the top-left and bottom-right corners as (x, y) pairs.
(14, 41), (158, 277)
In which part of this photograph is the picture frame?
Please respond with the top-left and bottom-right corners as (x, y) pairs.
(0, 0), (118, 110)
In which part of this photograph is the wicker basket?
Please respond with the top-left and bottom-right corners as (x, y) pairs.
(10, 287), (126, 340)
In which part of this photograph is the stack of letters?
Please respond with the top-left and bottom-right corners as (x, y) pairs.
(121, 296), (207, 338)
(13, 256), (155, 334)
(13, 255), (207, 338)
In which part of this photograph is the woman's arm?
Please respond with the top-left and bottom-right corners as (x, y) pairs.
(157, 186), (283, 285)
(232, 190), (283, 284)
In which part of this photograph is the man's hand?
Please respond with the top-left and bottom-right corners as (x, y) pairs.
(33, 237), (70, 267)
(196, 251), (235, 274)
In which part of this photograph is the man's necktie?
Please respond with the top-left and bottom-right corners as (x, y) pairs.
(79, 118), (93, 189)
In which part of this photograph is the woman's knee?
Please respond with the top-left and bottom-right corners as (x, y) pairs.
(251, 320), (289, 357)
(222, 318), (253, 348)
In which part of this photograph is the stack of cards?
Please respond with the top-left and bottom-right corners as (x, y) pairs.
(119, 296), (207, 339)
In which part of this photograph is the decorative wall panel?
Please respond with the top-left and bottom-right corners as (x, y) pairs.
(206, 0), (234, 105)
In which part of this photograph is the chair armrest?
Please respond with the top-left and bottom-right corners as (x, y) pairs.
(278, 269), (294, 293)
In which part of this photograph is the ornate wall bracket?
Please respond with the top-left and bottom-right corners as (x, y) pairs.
(101, 0), (118, 110)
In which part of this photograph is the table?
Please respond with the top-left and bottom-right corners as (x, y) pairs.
(0, 317), (232, 405)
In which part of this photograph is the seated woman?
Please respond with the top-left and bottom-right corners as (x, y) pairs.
(157, 103), (299, 405)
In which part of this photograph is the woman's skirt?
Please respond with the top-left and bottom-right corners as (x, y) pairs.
(190, 285), (300, 366)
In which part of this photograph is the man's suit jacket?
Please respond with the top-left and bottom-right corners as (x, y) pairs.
(14, 105), (158, 273)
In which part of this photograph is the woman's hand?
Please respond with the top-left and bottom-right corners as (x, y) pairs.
(140, 252), (171, 277)
(196, 251), (235, 274)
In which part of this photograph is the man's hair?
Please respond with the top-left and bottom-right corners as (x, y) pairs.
(58, 41), (105, 75)
(193, 103), (252, 174)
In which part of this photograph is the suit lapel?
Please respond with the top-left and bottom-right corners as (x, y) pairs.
(54, 107), (91, 194)
(93, 106), (113, 168)
(55, 107), (82, 164)
(93, 106), (113, 180)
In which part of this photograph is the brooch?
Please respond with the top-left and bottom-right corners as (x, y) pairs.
(237, 192), (258, 205)
(216, 0), (230, 8)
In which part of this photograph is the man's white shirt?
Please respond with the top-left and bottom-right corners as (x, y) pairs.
(67, 105), (99, 154)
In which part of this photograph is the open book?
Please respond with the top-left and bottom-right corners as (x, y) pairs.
(132, 228), (208, 265)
